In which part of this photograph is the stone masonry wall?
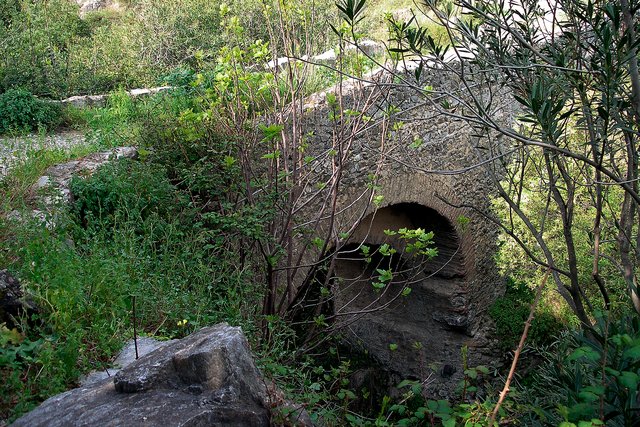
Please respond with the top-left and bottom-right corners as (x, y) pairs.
(287, 64), (513, 394)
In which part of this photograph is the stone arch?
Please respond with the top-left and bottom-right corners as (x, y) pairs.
(333, 203), (466, 319)
(292, 69), (507, 395)
(330, 200), (478, 389)
(344, 202), (464, 275)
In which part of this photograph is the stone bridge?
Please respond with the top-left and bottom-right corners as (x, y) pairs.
(290, 66), (511, 395)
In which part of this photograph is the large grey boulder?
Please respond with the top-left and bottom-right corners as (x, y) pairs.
(12, 324), (271, 427)
(79, 336), (174, 385)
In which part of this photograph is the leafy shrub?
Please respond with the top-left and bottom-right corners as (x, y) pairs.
(162, 66), (196, 88)
(490, 278), (565, 350)
(70, 158), (185, 232)
(524, 313), (640, 426)
(0, 89), (62, 134)
(0, 0), (91, 97)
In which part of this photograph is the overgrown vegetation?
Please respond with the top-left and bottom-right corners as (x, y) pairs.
(1, 134), (262, 420)
(0, 89), (62, 134)
(489, 279), (566, 351)
(0, 0), (337, 98)
(2, 0), (640, 425)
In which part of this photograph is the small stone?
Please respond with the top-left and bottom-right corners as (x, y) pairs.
(35, 176), (50, 188)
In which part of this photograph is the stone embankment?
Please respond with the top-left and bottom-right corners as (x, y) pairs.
(58, 86), (172, 108)
(267, 39), (384, 70)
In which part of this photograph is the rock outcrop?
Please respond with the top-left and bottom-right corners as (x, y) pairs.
(73, 0), (123, 17)
(79, 336), (176, 386)
(12, 324), (284, 427)
(5, 146), (138, 226)
(59, 86), (172, 108)
(29, 146), (137, 207)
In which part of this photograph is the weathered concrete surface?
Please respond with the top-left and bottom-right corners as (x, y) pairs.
(12, 324), (271, 427)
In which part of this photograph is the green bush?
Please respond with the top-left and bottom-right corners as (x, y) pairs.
(490, 278), (565, 350)
(523, 313), (640, 426)
(69, 158), (183, 232)
(0, 89), (62, 134)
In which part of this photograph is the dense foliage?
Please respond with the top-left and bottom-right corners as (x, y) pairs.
(0, 0), (337, 98)
(0, 89), (62, 134)
(1, 0), (640, 425)
(489, 279), (565, 351)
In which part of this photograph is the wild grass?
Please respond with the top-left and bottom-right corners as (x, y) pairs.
(0, 155), (262, 421)
(0, 89), (262, 421)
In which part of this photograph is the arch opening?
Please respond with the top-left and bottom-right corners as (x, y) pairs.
(337, 202), (465, 282)
(331, 202), (472, 386)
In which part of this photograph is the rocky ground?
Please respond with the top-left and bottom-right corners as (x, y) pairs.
(0, 131), (87, 179)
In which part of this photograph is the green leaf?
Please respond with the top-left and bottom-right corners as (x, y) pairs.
(259, 123), (283, 142)
(442, 419), (456, 427)
(578, 390), (600, 403)
(389, 343), (398, 351)
(372, 281), (385, 290)
(261, 150), (281, 160)
(376, 268), (393, 283)
(397, 379), (416, 389)
(623, 344), (640, 360)
(617, 371), (639, 389)
(390, 404), (406, 415)
(312, 237), (324, 248)
(568, 346), (600, 362)
(326, 92), (337, 107)
(409, 137), (424, 148)
(379, 243), (395, 256)
(475, 365), (489, 374)
(223, 155), (236, 168)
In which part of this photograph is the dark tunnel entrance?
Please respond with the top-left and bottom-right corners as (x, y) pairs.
(336, 203), (465, 284)
(331, 203), (471, 387)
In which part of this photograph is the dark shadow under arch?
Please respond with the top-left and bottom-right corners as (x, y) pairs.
(339, 202), (465, 280)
